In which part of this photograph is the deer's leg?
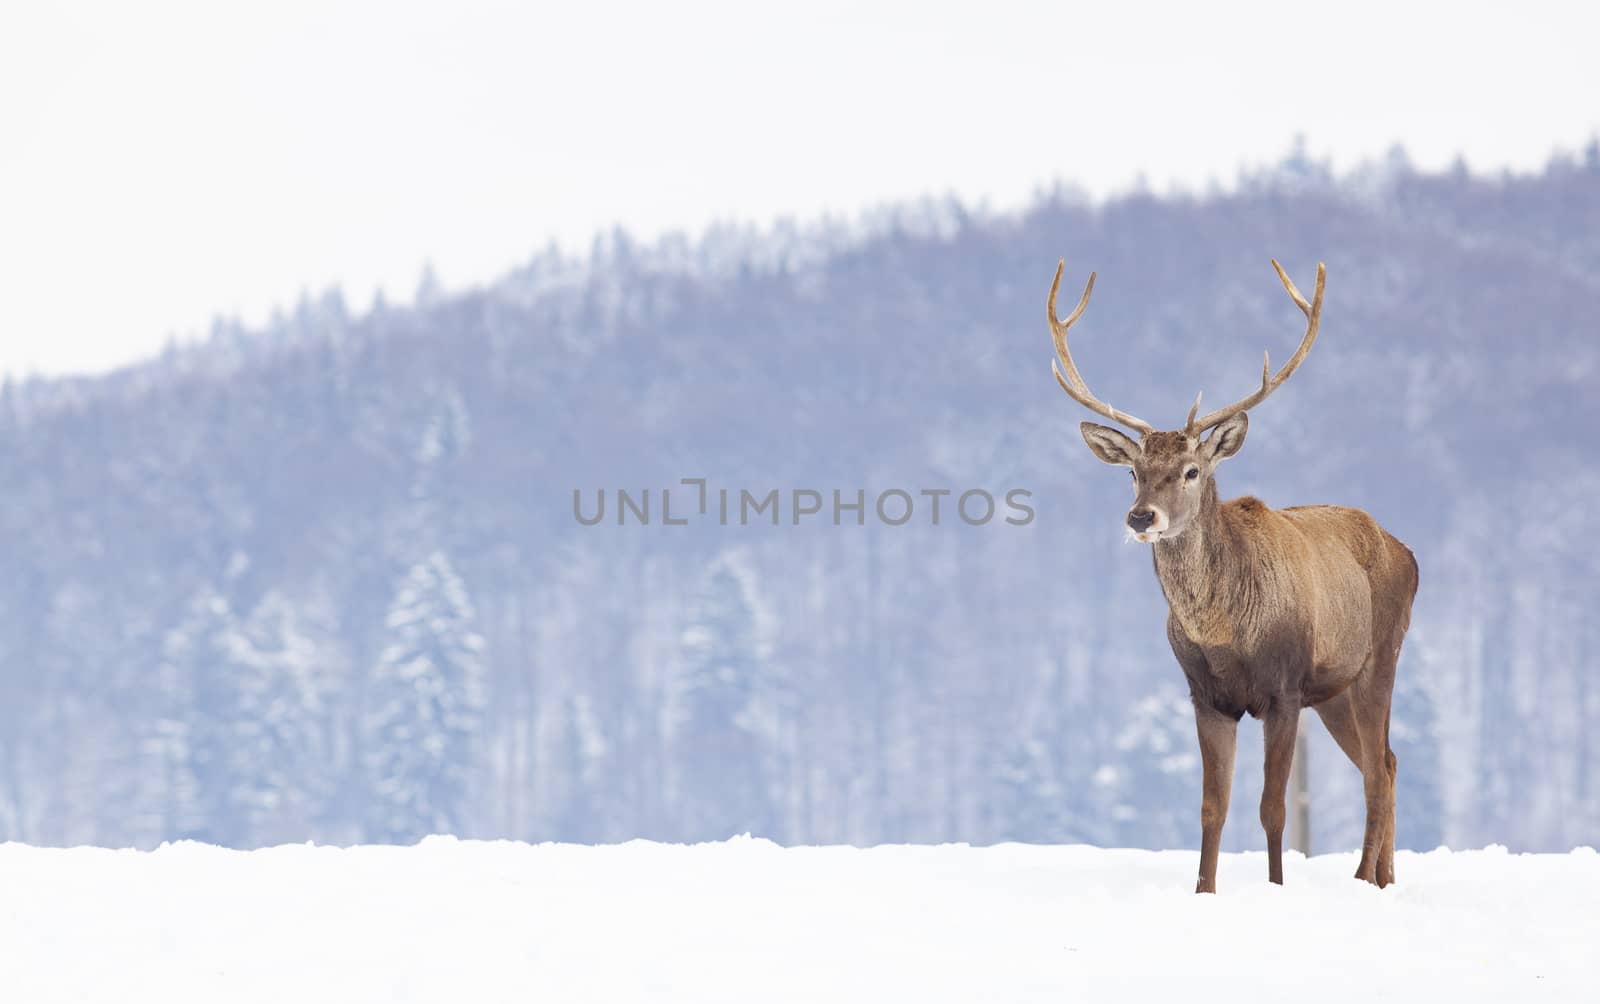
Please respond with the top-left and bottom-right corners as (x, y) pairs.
(1193, 704), (1238, 894)
(1352, 746), (1390, 885)
(1366, 670), (1400, 888)
(1356, 645), (1401, 889)
(1312, 691), (1362, 767)
(1378, 746), (1398, 887)
(1314, 689), (1381, 884)
(1350, 677), (1397, 887)
(1260, 701), (1300, 885)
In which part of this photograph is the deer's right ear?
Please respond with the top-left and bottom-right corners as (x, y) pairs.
(1080, 422), (1140, 466)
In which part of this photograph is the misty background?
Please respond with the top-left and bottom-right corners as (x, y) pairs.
(1, 145), (1596, 852)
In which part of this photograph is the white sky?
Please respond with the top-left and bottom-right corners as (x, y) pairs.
(2, 0), (1597, 378)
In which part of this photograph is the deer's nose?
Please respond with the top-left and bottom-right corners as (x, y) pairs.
(1127, 508), (1156, 532)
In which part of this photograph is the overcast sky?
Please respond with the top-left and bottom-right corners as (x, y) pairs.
(3, 1), (1597, 378)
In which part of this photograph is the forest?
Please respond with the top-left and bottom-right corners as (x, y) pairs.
(1, 144), (1596, 853)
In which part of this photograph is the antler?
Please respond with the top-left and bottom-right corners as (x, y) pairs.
(1047, 260), (1155, 436)
(1185, 260), (1325, 435)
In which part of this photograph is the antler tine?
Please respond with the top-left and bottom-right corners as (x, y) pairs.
(1272, 258), (1317, 317)
(1047, 260), (1155, 436)
(1046, 261), (1095, 394)
(1186, 260), (1325, 434)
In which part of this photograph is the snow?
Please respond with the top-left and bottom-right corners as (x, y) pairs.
(3, 838), (1595, 1002)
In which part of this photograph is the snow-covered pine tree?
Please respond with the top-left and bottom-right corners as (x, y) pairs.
(144, 587), (233, 844)
(219, 590), (334, 845)
(361, 389), (485, 843)
(362, 551), (487, 843)
(672, 556), (773, 841)
(141, 585), (335, 847)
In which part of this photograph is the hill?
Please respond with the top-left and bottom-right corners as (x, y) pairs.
(1, 147), (1598, 851)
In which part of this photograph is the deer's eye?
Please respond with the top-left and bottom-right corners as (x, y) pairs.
(1185, 467), (1200, 480)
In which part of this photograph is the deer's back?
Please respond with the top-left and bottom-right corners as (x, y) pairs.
(1275, 504), (1417, 606)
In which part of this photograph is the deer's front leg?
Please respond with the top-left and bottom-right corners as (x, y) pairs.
(1194, 704), (1238, 894)
(1260, 701), (1300, 885)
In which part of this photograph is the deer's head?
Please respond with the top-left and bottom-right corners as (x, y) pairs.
(1048, 259), (1325, 543)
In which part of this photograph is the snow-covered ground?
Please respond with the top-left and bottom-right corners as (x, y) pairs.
(3, 838), (1595, 1002)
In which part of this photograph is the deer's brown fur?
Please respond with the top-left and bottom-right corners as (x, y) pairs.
(1047, 260), (1419, 893)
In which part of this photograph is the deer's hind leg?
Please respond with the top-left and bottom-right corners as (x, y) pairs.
(1369, 650), (1403, 888)
(1378, 742), (1398, 887)
(1371, 545), (1416, 888)
(1314, 665), (1397, 888)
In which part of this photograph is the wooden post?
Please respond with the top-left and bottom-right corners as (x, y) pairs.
(1288, 711), (1311, 856)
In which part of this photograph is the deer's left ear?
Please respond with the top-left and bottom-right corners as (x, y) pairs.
(1202, 412), (1248, 463)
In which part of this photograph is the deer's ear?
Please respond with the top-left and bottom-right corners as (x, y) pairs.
(1080, 422), (1140, 466)
(1203, 412), (1248, 463)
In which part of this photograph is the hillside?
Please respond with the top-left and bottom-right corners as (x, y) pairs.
(1, 148), (1598, 851)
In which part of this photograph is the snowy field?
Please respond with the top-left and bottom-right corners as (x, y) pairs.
(3, 838), (1596, 1002)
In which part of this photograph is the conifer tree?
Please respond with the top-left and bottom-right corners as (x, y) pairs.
(363, 551), (487, 842)
(674, 558), (771, 840)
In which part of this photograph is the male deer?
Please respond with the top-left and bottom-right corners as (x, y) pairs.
(1047, 259), (1418, 893)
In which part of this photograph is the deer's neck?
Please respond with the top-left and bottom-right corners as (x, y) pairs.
(1152, 480), (1242, 647)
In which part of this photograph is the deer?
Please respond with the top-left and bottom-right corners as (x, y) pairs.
(1046, 258), (1418, 893)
